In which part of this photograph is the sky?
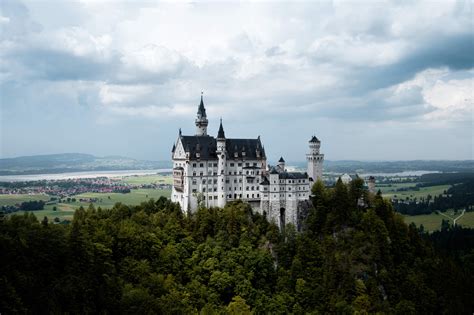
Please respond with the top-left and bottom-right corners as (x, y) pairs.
(0, 0), (473, 162)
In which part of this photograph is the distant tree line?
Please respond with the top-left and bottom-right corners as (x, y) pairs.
(0, 180), (473, 313)
(1, 200), (45, 214)
(393, 179), (474, 215)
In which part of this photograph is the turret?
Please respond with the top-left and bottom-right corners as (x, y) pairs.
(368, 176), (376, 194)
(195, 92), (208, 136)
(278, 157), (285, 171)
(307, 135), (324, 182)
(216, 119), (226, 207)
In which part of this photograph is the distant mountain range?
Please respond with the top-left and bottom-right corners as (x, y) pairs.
(0, 153), (171, 175)
(0, 153), (472, 176)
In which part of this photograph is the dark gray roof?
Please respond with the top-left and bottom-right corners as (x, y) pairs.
(217, 120), (225, 139)
(179, 135), (265, 160)
(278, 156), (285, 162)
(197, 95), (206, 117)
(260, 176), (270, 185)
(180, 135), (218, 160)
(269, 167), (279, 174)
(278, 172), (308, 180)
(171, 143), (176, 153)
(309, 136), (320, 143)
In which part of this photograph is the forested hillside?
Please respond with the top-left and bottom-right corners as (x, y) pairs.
(1, 180), (472, 314)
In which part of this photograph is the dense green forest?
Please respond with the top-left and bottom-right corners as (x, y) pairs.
(1, 179), (473, 314)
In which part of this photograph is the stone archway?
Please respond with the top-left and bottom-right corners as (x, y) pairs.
(280, 208), (286, 230)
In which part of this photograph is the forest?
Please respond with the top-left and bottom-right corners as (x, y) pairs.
(1, 179), (473, 314)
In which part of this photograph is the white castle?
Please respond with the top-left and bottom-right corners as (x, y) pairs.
(171, 94), (324, 229)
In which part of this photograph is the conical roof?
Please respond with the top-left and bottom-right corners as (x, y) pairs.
(217, 119), (225, 139)
(197, 93), (206, 117)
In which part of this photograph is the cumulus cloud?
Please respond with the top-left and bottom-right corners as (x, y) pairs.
(0, 0), (473, 160)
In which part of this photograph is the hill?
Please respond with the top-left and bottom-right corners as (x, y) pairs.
(0, 181), (472, 313)
(287, 159), (474, 174)
(0, 153), (171, 175)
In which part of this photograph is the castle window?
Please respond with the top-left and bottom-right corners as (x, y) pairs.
(234, 171), (237, 175)
(214, 188), (217, 192)
(213, 179), (217, 184)
(239, 171), (242, 175)
(239, 194), (242, 198)
(225, 179), (229, 183)
(203, 188), (206, 192)
(238, 163), (242, 167)
(239, 179), (242, 183)
(230, 163), (234, 167)
(252, 194), (254, 198)
(246, 163), (250, 167)
(214, 196), (218, 200)
(253, 162), (257, 166)
(200, 172), (203, 176)
(213, 163), (218, 167)
(192, 180), (197, 185)
(234, 179), (237, 183)
(251, 186), (254, 190)
(246, 194), (249, 198)
(289, 194), (291, 197)
(200, 163), (204, 167)
(192, 163), (196, 167)
(257, 194), (259, 198)
(203, 179), (206, 184)
(192, 189), (197, 193)
(193, 172), (196, 176)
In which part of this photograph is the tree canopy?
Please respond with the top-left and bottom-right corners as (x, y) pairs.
(1, 182), (473, 314)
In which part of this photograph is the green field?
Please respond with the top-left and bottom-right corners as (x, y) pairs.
(381, 183), (450, 200)
(404, 210), (474, 232)
(0, 194), (50, 206)
(6, 188), (171, 221)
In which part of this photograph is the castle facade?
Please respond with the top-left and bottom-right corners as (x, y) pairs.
(171, 95), (324, 229)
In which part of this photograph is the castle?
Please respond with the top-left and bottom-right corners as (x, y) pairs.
(171, 94), (324, 229)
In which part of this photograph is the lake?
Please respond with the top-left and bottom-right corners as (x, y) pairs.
(0, 169), (172, 182)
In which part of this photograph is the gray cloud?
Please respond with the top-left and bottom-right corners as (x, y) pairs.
(0, 0), (472, 160)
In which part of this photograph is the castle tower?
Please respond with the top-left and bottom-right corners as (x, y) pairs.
(278, 156), (285, 171)
(367, 176), (376, 194)
(216, 119), (227, 207)
(307, 136), (324, 182)
(195, 92), (208, 136)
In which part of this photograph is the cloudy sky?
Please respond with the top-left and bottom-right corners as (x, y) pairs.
(0, 0), (472, 162)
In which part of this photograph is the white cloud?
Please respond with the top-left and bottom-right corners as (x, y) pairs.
(1, 0), (473, 159)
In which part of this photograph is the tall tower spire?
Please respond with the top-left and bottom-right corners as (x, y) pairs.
(307, 136), (324, 182)
(216, 118), (227, 208)
(217, 118), (225, 139)
(195, 92), (208, 136)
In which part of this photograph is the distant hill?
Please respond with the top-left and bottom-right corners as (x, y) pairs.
(0, 153), (172, 175)
(287, 160), (474, 174)
(1, 154), (472, 176)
